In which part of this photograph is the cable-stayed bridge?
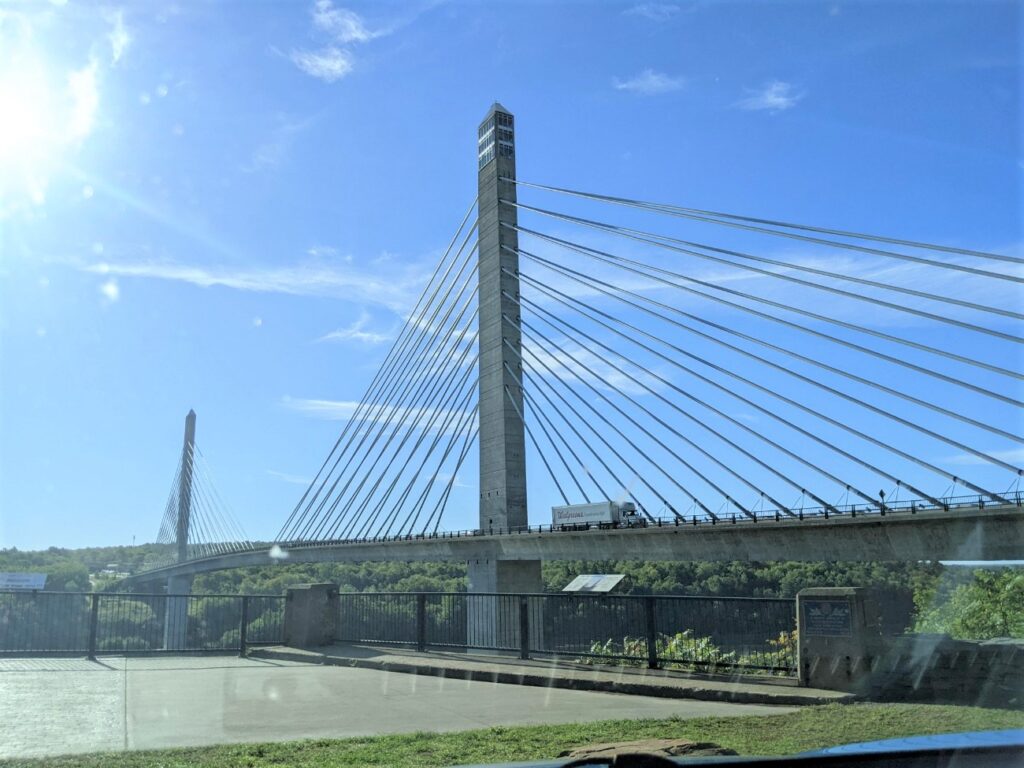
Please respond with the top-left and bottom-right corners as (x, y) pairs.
(129, 103), (1023, 596)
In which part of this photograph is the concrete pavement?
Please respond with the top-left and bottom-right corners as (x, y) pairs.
(251, 643), (853, 706)
(0, 655), (796, 759)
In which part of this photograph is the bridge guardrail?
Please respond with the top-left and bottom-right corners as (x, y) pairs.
(0, 591), (285, 657)
(336, 591), (797, 675)
(274, 492), (1021, 550)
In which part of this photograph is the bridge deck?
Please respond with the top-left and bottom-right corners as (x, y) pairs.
(127, 503), (1023, 584)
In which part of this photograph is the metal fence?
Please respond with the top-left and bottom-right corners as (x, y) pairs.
(0, 591), (285, 657)
(337, 592), (796, 674)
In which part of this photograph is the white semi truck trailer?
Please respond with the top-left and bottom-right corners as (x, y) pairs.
(551, 501), (643, 530)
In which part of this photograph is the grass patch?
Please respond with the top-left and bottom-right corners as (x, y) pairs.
(4, 703), (1022, 768)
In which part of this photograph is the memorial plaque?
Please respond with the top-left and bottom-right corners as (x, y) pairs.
(0, 572), (47, 590)
(562, 574), (625, 593)
(803, 598), (853, 637)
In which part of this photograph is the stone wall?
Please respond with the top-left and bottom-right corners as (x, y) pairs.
(797, 587), (1023, 707)
(868, 634), (1023, 707)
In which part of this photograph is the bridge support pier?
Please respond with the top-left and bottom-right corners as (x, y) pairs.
(163, 573), (193, 650)
(467, 559), (542, 649)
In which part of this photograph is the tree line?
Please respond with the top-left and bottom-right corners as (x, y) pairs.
(1, 545), (1020, 639)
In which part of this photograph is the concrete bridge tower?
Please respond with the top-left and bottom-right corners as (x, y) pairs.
(470, 103), (543, 603)
(165, 409), (196, 649)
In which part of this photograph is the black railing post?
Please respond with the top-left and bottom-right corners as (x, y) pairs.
(416, 593), (427, 652)
(644, 596), (658, 670)
(87, 593), (100, 660)
(519, 596), (530, 660)
(238, 596), (249, 657)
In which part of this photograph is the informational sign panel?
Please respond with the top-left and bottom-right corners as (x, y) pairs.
(562, 574), (625, 593)
(0, 572), (47, 590)
(802, 598), (853, 637)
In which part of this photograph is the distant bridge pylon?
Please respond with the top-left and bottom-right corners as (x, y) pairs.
(154, 410), (251, 567)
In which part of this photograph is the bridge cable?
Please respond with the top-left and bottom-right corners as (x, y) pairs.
(193, 446), (251, 548)
(351, 360), (479, 540)
(516, 322), (759, 519)
(294, 275), (480, 542)
(505, 210), (1024, 360)
(344, 359), (480, 541)
(286, 235), (479, 541)
(509, 234), (1023, 404)
(276, 202), (478, 540)
(398, 402), (481, 537)
(289, 252), (480, 541)
(291, 241), (480, 541)
(424, 422), (481, 536)
(278, 214), (479, 541)
(508, 268), (1017, 447)
(513, 249), (1020, 485)
(155, 463), (182, 547)
(505, 383), (570, 506)
(508, 291), (799, 516)
(509, 204), (1023, 342)
(176, 447), (222, 558)
(522, 386), (593, 504)
(524, 388), (607, 504)
(514, 348), (701, 519)
(332, 326), (479, 541)
(515, 261), (1009, 506)
(518, 364), (663, 521)
(368, 375), (480, 539)
(517, 255), (1013, 505)
(513, 266), (933, 510)
(382, 390), (481, 539)
(518, 313), (782, 513)
(506, 179), (1024, 275)
(520, 359), (653, 517)
(313, 292), (481, 541)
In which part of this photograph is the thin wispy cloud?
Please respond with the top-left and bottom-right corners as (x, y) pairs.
(106, 8), (131, 65)
(943, 448), (1024, 467)
(290, 47), (353, 83)
(524, 337), (666, 399)
(243, 115), (313, 172)
(282, 396), (477, 437)
(290, 1), (388, 82)
(736, 80), (803, 112)
(613, 69), (685, 95)
(266, 469), (312, 485)
(312, 0), (384, 42)
(82, 257), (425, 312)
(624, 3), (683, 22)
(318, 310), (394, 344)
(433, 471), (469, 489)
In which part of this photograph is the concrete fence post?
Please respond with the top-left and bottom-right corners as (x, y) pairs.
(416, 593), (427, 652)
(518, 596), (530, 660)
(644, 596), (659, 670)
(283, 583), (339, 648)
(238, 596), (249, 657)
(87, 594), (100, 660)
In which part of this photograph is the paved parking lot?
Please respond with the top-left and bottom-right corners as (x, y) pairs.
(0, 655), (794, 758)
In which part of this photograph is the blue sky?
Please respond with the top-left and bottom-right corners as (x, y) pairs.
(0, 0), (1020, 550)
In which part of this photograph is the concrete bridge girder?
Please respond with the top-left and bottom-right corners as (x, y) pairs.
(123, 505), (1023, 586)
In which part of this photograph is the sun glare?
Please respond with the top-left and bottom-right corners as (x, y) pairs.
(0, 55), (98, 212)
(0, 71), (53, 164)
